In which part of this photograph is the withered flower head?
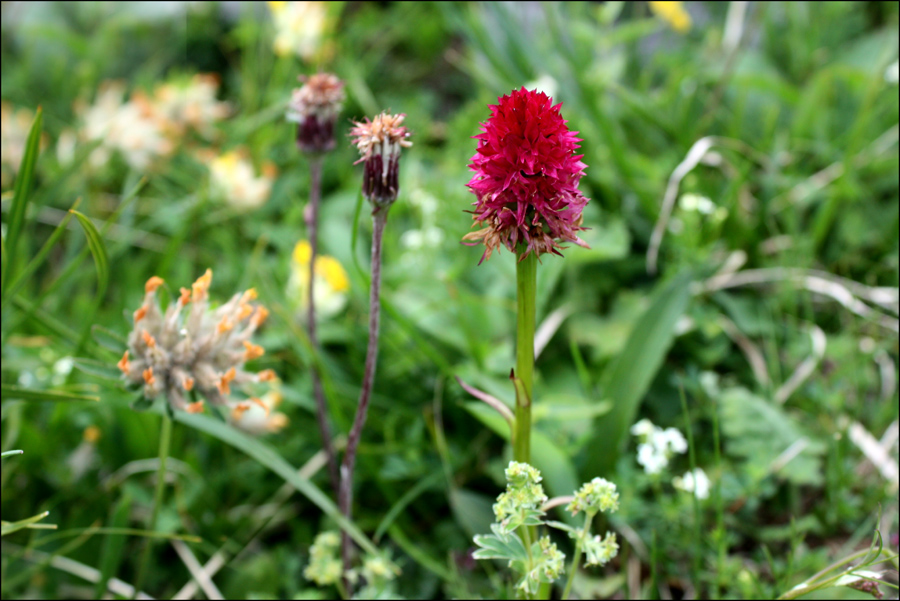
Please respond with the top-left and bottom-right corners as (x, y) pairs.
(349, 112), (412, 207)
(464, 87), (590, 263)
(287, 73), (345, 154)
(118, 270), (276, 414)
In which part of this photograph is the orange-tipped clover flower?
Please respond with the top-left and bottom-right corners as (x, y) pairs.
(349, 112), (412, 207)
(464, 87), (590, 263)
(118, 270), (275, 413)
(287, 72), (345, 154)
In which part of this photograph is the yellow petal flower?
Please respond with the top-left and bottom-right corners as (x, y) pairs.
(649, 1), (691, 33)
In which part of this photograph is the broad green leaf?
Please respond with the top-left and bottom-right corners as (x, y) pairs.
(0, 384), (99, 403)
(583, 271), (693, 479)
(1, 106), (42, 302)
(70, 210), (110, 300)
(172, 411), (378, 555)
(1, 511), (55, 536)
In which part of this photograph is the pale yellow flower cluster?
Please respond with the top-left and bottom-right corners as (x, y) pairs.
(288, 240), (350, 319)
(208, 149), (277, 212)
(267, 1), (332, 61)
(60, 75), (229, 172)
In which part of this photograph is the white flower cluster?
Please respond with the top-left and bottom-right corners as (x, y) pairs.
(673, 467), (711, 500)
(631, 418), (687, 475)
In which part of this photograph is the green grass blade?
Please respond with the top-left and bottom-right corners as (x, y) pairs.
(0, 384), (99, 403)
(1, 106), (43, 301)
(583, 270), (693, 478)
(11, 295), (80, 347)
(70, 210), (110, 300)
(4, 198), (81, 303)
(1, 450), (24, 458)
(172, 410), (378, 555)
(1, 511), (56, 536)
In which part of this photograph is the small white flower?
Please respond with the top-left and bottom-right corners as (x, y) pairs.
(658, 427), (688, 454)
(673, 468), (711, 500)
(885, 60), (899, 84)
(633, 419), (688, 474)
(630, 418), (656, 438)
(637, 442), (668, 475)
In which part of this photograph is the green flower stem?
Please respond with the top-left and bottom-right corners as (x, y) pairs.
(306, 156), (340, 496)
(514, 250), (537, 464)
(562, 513), (595, 600)
(132, 413), (172, 598)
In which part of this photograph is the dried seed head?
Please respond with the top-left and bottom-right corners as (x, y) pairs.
(349, 112), (412, 207)
(119, 270), (275, 413)
(287, 73), (345, 154)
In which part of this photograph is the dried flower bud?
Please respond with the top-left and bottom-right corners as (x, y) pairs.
(349, 112), (412, 207)
(465, 87), (590, 263)
(287, 73), (345, 154)
(119, 270), (274, 413)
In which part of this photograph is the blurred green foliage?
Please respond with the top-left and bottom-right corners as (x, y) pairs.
(1, 2), (897, 599)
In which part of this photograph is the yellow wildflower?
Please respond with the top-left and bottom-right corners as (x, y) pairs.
(649, 1), (691, 33)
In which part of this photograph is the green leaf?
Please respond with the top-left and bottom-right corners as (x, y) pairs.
(72, 357), (124, 381)
(717, 387), (826, 486)
(1, 106), (42, 301)
(1, 511), (56, 536)
(583, 271), (693, 478)
(172, 411), (378, 555)
(449, 487), (495, 541)
(4, 198), (80, 303)
(91, 325), (127, 353)
(0, 384), (99, 403)
(70, 210), (110, 300)
(12, 295), (79, 346)
(473, 530), (528, 562)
